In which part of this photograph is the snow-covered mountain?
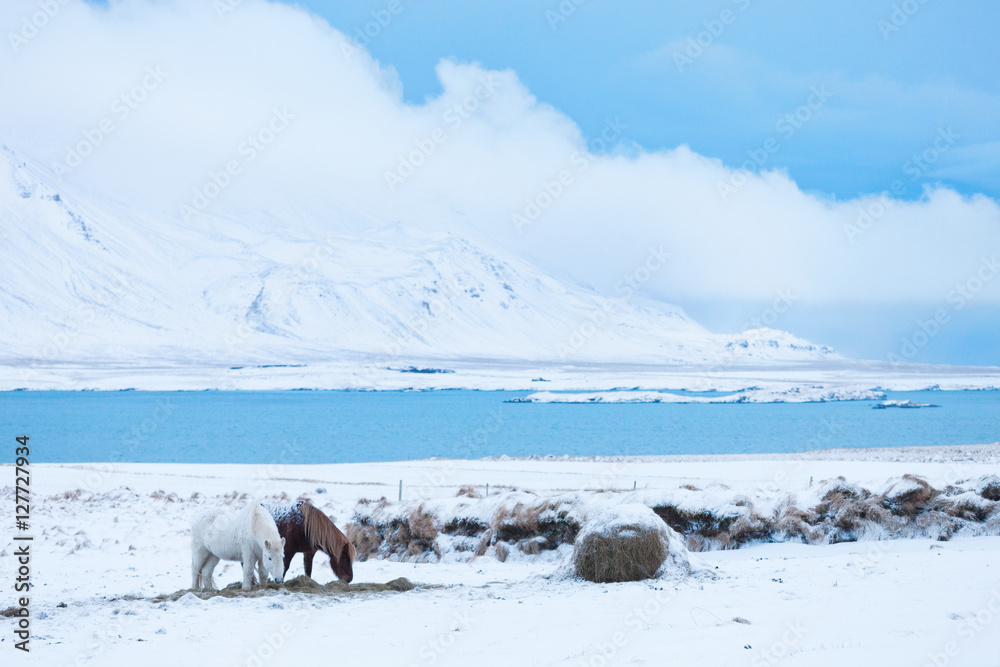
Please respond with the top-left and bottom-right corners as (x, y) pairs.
(0, 144), (835, 370)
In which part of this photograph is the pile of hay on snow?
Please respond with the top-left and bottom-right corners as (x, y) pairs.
(573, 503), (690, 583)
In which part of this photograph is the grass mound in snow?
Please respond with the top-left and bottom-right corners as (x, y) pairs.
(345, 473), (1000, 561)
(573, 504), (673, 583)
(351, 492), (580, 562)
(650, 473), (1000, 550)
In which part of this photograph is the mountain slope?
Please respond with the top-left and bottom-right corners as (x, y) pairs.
(0, 145), (835, 368)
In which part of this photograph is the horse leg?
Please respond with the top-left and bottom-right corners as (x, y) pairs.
(241, 554), (256, 590)
(201, 554), (220, 591)
(303, 550), (315, 579)
(257, 559), (269, 586)
(191, 549), (202, 590)
(281, 537), (296, 577)
(191, 545), (210, 590)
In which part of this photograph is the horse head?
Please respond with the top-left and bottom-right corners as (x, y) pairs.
(262, 537), (286, 583)
(331, 541), (356, 583)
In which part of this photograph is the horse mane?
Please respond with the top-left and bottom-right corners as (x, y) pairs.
(250, 501), (281, 544)
(300, 499), (356, 562)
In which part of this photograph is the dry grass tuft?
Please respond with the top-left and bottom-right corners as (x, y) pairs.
(350, 500), (440, 561)
(408, 505), (438, 541)
(351, 493), (580, 562)
(344, 523), (381, 561)
(494, 500), (579, 551)
(978, 476), (1000, 502)
(813, 478), (889, 543)
(880, 474), (939, 516)
(518, 536), (547, 555)
(442, 517), (490, 537)
(772, 496), (820, 544)
(651, 504), (739, 550)
(474, 530), (494, 557)
(725, 511), (773, 548)
(574, 518), (668, 583)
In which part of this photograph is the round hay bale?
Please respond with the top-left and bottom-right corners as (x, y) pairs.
(573, 504), (687, 583)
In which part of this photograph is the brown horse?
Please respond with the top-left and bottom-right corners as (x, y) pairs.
(263, 499), (356, 583)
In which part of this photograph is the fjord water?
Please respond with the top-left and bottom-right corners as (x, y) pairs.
(2, 390), (998, 463)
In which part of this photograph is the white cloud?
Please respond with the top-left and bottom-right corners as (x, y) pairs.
(1, 0), (998, 307)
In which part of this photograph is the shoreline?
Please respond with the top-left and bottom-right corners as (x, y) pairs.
(480, 441), (1000, 464)
(6, 442), (998, 470)
(4, 357), (1000, 392)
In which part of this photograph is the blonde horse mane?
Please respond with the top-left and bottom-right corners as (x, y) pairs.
(300, 499), (356, 562)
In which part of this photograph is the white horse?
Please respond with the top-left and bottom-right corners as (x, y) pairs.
(191, 500), (286, 591)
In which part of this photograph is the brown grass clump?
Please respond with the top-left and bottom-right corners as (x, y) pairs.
(978, 476), (1000, 502)
(813, 478), (889, 543)
(574, 508), (670, 583)
(652, 505), (735, 540)
(880, 475), (940, 516)
(474, 529), (494, 557)
(772, 496), (821, 544)
(441, 517), (489, 536)
(494, 503), (541, 541)
(350, 500), (441, 560)
(684, 534), (709, 552)
(723, 511), (773, 549)
(400, 505), (439, 558)
(915, 511), (963, 541)
(351, 492), (584, 562)
(408, 505), (438, 541)
(494, 500), (579, 550)
(456, 486), (483, 498)
(943, 493), (996, 523)
(518, 536), (546, 555)
(344, 523), (381, 561)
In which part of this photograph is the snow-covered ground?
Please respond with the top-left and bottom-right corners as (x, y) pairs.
(3, 449), (1000, 666)
(5, 356), (1000, 392)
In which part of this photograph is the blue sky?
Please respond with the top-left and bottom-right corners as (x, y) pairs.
(294, 0), (1000, 201)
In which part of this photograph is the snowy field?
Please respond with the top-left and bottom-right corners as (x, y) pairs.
(3, 448), (1000, 666)
(5, 357), (1000, 392)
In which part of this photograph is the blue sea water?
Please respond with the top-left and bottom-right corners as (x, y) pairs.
(1, 390), (998, 464)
